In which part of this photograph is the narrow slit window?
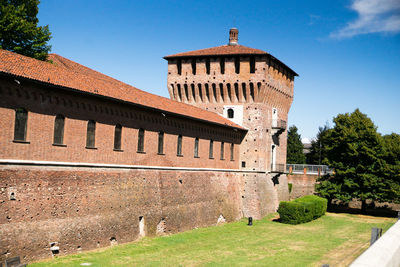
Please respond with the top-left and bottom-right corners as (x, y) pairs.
(234, 83), (239, 101)
(184, 84), (189, 101)
(86, 120), (96, 148)
(198, 84), (203, 102)
(191, 84), (196, 101)
(206, 58), (210, 75)
(209, 140), (214, 159)
(219, 83), (224, 102)
(177, 84), (182, 101)
(220, 57), (225, 74)
(53, 114), (65, 145)
(158, 131), (164, 154)
(250, 83), (255, 101)
(250, 57), (255, 73)
(114, 124), (122, 150)
(227, 108), (234, 119)
(235, 57), (240, 74)
(212, 83), (217, 102)
(171, 84), (176, 99)
(242, 83), (247, 101)
(177, 135), (183, 156)
(194, 137), (199, 157)
(220, 142), (224, 160)
(227, 84), (232, 101)
(191, 59), (196, 75)
(205, 84), (210, 101)
(230, 143), (234, 161)
(137, 128), (145, 152)
(14, 108), (28, 141)
(177, 59), (182, 75)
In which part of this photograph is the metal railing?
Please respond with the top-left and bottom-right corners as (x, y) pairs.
(271, 163), (286, 173)
(272, 119), (287, 130)
(286, 164), (333, 175)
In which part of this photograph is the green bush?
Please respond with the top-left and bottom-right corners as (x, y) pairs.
(277, 195), (327, 224)
(288, 183), (293, 193)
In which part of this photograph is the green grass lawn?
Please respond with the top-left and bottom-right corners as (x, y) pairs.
(31, 213), (396, 267)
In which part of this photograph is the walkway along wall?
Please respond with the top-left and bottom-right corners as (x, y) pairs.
(0, 162), (284, 262)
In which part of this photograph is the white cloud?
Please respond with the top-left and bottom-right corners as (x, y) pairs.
(330, 0), (400, 38)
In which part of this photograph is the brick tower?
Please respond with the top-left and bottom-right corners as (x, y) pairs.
(164, 28), (298, 216)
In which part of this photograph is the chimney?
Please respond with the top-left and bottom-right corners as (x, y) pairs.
(228, 28), (238, 46)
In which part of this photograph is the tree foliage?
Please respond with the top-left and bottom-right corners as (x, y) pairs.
(306, 123), (330, 165)
(315, 109), (400, 213)
(287, 125), (306, 164)
(0, 0), (51, 60)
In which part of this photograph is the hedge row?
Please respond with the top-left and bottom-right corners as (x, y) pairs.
(277, 195), (328, 224)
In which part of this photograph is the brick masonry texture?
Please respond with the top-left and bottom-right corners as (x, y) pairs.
(0, 166), (243, 262)
(287, 173), (318, 200)
(0, 29), (298, 263)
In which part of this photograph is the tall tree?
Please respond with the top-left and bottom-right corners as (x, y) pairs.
(306, 123), (330, 165)
(0, 0), (51, 60)
(287, 125), (306, 164)
(316, 109), (391, 213)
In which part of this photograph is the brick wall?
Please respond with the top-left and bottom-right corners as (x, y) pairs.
(0, 76), (243, 169)
(0, 165), (244, 262)
(287, 173), (318, 199)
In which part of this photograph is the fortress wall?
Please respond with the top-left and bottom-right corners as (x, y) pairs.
(0, 165), (245, 263)
(287, 173), (318, 199)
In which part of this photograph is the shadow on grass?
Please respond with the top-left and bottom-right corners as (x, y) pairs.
(328, 203), (399, 218)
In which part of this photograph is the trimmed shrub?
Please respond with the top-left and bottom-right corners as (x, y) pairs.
(278, 195), (328, 224)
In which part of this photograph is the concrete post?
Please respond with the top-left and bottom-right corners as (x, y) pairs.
(371, 227), (382, 246)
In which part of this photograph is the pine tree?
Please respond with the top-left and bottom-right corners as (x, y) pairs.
(306, 123), (330, 165)
(0, 0), (51, 60)
(287, 125), (306, 164)
(316, 109), (390, 213)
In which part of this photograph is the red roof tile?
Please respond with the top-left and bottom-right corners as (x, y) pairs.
(0, 49), (245, 130)
(164, 45), (267, 58)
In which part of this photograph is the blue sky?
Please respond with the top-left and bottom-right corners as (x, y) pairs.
(37, 0), (400, 140)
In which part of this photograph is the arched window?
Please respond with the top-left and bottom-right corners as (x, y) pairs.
(137, 128), (145, 152)
(209, 140), (214, 159)
(158, 131), (164, 154)
(227, 108), (234, 119)
(230, 143), (234, 161)
(177, 135), (183, 156)
(220, 142), (225, 160)
(14, 108), (28, 141)
(194, 137), (199, 158)
(53, 114), (65, 145)
(114, 124), (122, 150)
(86, 120), (96, 148)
